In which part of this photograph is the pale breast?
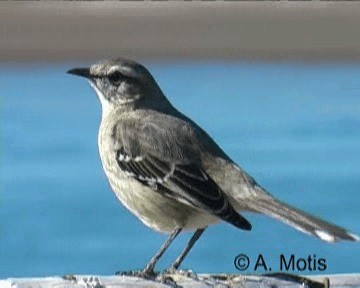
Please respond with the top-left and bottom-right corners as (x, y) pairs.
(97, 114), (219, 233)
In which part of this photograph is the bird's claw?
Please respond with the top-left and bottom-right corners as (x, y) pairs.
(161, 268), (198, 280)
(115, 269), (157, 279)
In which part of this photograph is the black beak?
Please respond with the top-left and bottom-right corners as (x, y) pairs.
(67, 67), (91, 79)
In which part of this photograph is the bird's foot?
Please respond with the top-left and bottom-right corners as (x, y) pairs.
(157, 274), (181, 288)
(116, 268), (183, 287)
(160, 268), (198, 282)
(115, 269), (157, 280)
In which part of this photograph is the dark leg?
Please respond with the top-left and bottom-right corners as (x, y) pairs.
(169, 228), (206, 270)
(142, 227), (182, 275)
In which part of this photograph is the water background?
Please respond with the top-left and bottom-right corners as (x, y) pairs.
(1, 61), (360, 278)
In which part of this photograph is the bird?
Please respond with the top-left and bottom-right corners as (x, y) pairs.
(67, 58), (359, 277)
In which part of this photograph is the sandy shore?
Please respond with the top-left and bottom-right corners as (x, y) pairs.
(2, 2), (360, 63)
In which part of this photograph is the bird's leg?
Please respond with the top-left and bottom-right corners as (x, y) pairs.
(169, 228), (206, 271)
(142, 227), (182, 276)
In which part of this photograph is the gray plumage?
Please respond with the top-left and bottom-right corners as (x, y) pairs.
(67, 58), (359, 275)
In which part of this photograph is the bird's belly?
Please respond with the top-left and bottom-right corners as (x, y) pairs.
(97, 121), (219, 233)
(107, 172), (219, 233)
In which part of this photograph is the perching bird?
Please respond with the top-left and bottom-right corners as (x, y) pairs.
(67, 58), (359, 276)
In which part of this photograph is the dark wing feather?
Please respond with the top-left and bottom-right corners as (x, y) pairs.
(113, 113), (251, 230)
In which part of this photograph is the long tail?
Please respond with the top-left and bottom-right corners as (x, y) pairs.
(245, 191), (359, 242)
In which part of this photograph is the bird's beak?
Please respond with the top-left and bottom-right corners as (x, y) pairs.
(67, 67), (91, 79)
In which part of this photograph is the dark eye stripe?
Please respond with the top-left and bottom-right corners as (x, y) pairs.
(108, 71), (124, 85)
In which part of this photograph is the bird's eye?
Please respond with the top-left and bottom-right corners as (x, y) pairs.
(108, 71), (124, 85)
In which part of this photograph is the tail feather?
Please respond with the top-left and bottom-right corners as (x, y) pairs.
(246, 196), (359, 242)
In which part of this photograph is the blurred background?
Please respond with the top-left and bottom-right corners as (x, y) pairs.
(1, 2), (360, 278)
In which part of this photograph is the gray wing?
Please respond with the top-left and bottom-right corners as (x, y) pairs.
(112, 113), (251, 231)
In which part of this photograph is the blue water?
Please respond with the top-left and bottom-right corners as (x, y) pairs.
(1, 61), (360, 278)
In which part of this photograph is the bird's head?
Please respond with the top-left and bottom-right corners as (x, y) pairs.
(67, 58), (168, 113)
